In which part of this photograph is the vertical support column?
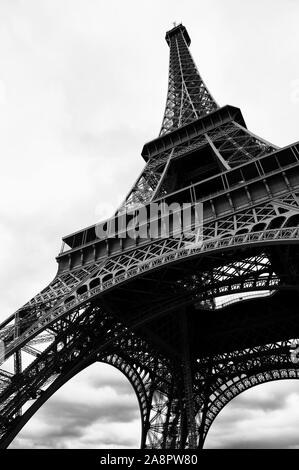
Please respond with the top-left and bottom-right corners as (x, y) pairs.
(197, 365), (212, 449)
(161, 378), (182, 449)
(198, 398), (209, 449)
(161, 382), (174, 449)
(141, 382), (155, 449)
(14, 311), (22, 418)
(180, 309), (197, 449)
(142, 359), (183, 449)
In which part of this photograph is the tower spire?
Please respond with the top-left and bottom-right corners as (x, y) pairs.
(160, 24), (218, 136)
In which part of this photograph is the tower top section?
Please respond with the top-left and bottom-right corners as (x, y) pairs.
(165, 24), (191, 47)
(159, 23), (218, 136)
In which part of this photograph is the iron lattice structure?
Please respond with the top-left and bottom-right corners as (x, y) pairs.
(1, 23), (299, 449)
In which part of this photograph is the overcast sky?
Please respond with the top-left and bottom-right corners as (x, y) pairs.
(2, 0), (299, 448)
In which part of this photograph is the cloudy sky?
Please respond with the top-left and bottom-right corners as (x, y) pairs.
(2, 0), (299, 448)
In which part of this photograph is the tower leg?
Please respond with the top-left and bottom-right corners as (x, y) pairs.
(180, 310), (197, 449)
(14, 311), (22, 418)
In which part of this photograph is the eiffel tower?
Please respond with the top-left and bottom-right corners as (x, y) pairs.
(1, 23), (299, 450)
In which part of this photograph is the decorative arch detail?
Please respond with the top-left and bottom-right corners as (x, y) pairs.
(202, 367), (299, 446)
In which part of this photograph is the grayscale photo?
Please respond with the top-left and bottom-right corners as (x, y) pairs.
(0, 0), (298, 459)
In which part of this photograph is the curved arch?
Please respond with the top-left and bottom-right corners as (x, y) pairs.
(6, 226), (299, 360)
(202, 367), (299, 447)
(218, 232), (233, 238)
(250, 222), (266, 232)
(89, 278), (100, 290)
(267, 216), (286, 230)
(76, 285), (88, 296)
(1, 352), (150, 449)
(285, 214), (299, 228)
(64, 295), (75, 304)
(235, 228), (249, 235)
(114, 269), (126, 276)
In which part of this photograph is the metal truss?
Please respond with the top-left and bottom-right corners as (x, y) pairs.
(197, 340), (299, 446)
(117, 147), (172, 213)
(3, 192), (299, 368)
(1, 218), (299, 448)
(1, 23), (299, 449)
(2, 182), (299, 373)
(118, 120), (278, 213)
(160, 24), (218, 136)
(0, 296), (193, 448)
(3, 292), (299, 449)
(117, 23), (278, 212)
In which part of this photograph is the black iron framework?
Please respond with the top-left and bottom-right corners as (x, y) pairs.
(1, 23), (299, 449)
